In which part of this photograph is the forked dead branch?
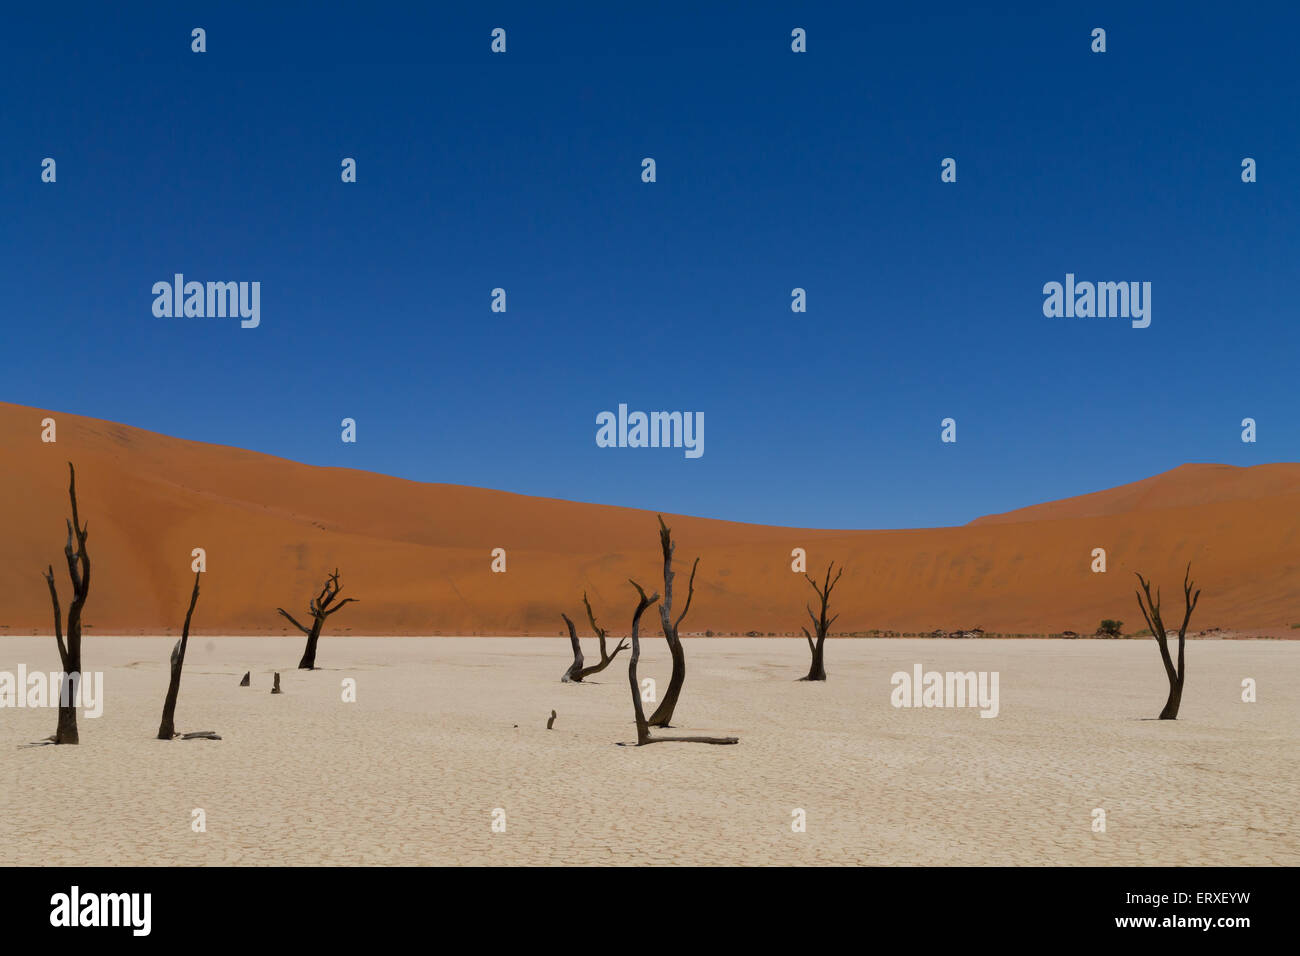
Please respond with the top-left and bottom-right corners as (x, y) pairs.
(560, 592), (629, 682)
(1134, 564), (1201, 720)
(277, 568), (359, 669)
(33, 462), (90, 746)
(621, 579), (737, 746)
(646, 515), (697, 727)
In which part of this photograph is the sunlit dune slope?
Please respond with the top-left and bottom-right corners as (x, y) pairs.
(2, 402), (1297, 634)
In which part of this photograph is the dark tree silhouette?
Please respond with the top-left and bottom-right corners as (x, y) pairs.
(156, 571), (219, 740)
(1097, 619), (1124, 638)
(277, 569), (359, 669)
(40, 462), (90, 745)
(800, 563), (844, 681)
(646, 516), (698, 727)
(560, 593), (630, 682)
(622, 579), (737, 747)
(1134, 564), (1201, 720)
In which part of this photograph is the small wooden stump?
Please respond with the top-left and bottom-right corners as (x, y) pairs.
(546, 709), (557, 730)
(271, 672), (282, 694)
(239, 671), (250, 687)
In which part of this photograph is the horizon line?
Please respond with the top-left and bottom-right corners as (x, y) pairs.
(5, 398), (1296, 534)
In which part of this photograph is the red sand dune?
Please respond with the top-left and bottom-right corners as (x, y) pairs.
(2, 401), (1298, 636)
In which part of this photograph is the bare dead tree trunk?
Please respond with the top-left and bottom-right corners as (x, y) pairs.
(1134, 564), (1200, 720)
(157, 571), (201, 739)
(560, 593), (630, 682)
(560, 612), (585, 681)
(298, 618), (325, 669)
(624, 579), (737, 747)
(626, 580), (659, 745)
(277, 568), (359, 669)
(800, 563), (844, 681)
(39, 462), (90, 746)
(647, 516), (698, 727)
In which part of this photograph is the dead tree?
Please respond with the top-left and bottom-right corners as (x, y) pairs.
(157, 571), (220, 740)
(623, 579), (737, 747)
(157, 571), (199, 738)
(1135, 564), (1200, 720)
(277, 568), (359, 669)
(800, 563), (844, 681)
(646, 516), (698, 727)
(560, 593), (630, 682)
(39, 462), (90, 745)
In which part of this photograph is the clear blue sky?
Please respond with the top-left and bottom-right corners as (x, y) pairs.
(2, 1), (1296, 529)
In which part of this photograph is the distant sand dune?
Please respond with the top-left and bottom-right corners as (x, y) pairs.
(2, 402), (1300, 634)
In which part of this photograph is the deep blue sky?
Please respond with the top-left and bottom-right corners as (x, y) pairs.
(3, 2), (1296, 529)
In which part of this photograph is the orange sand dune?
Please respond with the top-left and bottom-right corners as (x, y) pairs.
(1, 401), (1298, 635)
